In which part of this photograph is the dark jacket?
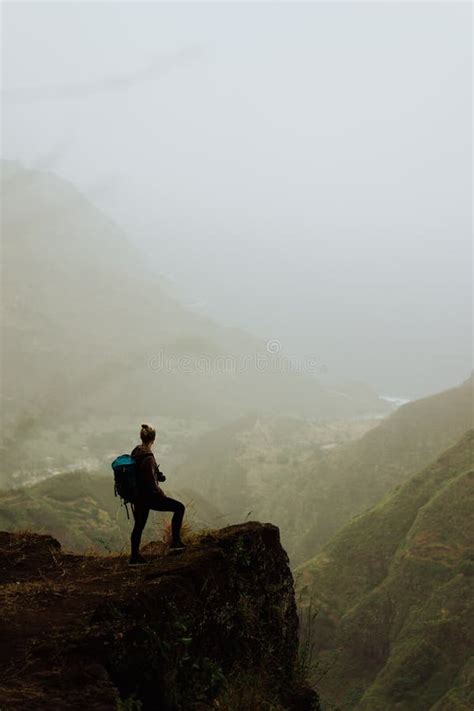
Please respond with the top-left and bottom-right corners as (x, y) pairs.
(130, 444), (166, 499)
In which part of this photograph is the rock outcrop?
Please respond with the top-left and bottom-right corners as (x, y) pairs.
(0, 522), (319, 710)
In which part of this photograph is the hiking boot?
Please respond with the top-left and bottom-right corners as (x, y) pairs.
(129, 554), (148, 566)
(169, 540), (186, 551)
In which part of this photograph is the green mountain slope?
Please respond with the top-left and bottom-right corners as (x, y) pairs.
(285, 374), (473, 562)
(0, 471), (223, 553)
(171, 377), (473, 563)
(295, 430), (474, 711)
(171, 414), (379, 532)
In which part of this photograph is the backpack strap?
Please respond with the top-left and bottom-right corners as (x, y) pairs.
(123, 501), (131, 520)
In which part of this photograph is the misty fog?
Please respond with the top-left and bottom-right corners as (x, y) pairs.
(2, 1), (471, 398)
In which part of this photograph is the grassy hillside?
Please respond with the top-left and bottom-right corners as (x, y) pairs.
(1, 160), (387, 489)
(0, 470), (223, 553)
(172, 415), (379, 532)
(295, 430), (474, 710)
(282, 374), (473, 562)
(172, 377), (473, 564)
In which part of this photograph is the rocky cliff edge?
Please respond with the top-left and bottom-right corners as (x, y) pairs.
(0, 522), (319, 710)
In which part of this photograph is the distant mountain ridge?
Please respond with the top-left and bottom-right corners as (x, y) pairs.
(296, 430), (474, 710)
(1, 160), (386, 487)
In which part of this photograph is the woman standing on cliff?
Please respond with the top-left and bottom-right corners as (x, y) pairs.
(129, 423), (186, 565)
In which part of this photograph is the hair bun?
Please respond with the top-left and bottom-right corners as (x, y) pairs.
(140, 423), (156, 443)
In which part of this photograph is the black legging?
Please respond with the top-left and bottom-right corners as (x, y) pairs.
(131, 494), (185, 557)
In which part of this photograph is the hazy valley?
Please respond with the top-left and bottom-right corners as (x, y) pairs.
(1, 6), (471, 706)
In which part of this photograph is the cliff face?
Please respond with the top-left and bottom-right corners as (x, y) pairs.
(0, 522), (318, 710)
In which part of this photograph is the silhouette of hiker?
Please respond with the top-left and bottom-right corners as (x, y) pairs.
(129, 423), (186, 565)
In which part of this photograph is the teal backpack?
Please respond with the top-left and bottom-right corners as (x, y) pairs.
(111, 454), (138, 517)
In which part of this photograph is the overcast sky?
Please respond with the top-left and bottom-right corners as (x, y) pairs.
(2, 2), (472, 397)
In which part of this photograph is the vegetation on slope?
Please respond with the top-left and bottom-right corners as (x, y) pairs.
(172, 377), (473, 564)
(295, 430), (474, 710)
(274, 375), (473, 562)
(172, 415), (379, 542)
